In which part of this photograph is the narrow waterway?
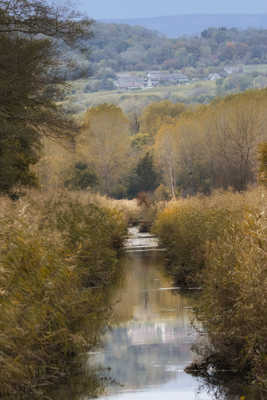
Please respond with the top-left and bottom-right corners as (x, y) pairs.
(87, 227), (213, 400)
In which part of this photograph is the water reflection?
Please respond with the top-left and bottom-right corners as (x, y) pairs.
(48, 227), (262, 400)
(88, 249), (212, 400)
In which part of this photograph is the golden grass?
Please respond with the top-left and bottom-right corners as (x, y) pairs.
(153, 188), (261, 286)
(154, 186), (267, 391)
(0, 189), (127, 398)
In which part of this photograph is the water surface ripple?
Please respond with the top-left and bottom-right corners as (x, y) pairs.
(88, 227), (212, 400)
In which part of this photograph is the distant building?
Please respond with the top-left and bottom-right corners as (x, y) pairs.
(147, 71), (189, 87)
(115, 73), (146, 90)
(147, 71), (161, 87)
(115, 71), (190, 90)
(160, 72), (189, 84)
(224, 65), (244, 75)
(208, 73), (222, 81)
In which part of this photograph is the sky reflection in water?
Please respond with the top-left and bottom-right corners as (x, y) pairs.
(89, 228), (213, 400)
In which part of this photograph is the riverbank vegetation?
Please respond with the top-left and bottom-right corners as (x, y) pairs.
(153, 185), (267, 393)
(194, 189), (267, 395)
(0, 190), (128, 398)
(0, 2), (132, 397)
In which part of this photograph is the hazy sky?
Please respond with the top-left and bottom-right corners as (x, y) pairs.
(75, 0), (267, 19)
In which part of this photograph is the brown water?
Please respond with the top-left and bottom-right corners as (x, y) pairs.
(86, 227), (213, 400)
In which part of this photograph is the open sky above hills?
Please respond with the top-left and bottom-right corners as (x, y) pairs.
(76, 0), (267, 19)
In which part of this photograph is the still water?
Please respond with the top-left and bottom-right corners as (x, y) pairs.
(87, 227), (213, 400)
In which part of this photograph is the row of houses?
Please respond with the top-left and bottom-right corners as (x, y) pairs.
(115, 71), (189, 90)
(208, 66), (244, 81)
(114, 65), (245, 91)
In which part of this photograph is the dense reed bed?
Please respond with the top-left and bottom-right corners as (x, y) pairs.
(153, 190), (250, 287)
(0, 190), (128, 399)
(153, 188), (267, 392)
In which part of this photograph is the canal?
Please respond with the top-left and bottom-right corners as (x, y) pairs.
(86, 227), (213, 400)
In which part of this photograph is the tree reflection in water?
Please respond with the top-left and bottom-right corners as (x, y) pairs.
(189, 366), (265, 400)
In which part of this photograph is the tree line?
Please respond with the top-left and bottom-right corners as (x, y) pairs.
(54, 92), (267, 200)
(56, 24), (267, 83)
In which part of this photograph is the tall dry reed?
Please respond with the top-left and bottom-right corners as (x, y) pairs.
(153, 187), (267, 391)
(0, 190), (127, 398)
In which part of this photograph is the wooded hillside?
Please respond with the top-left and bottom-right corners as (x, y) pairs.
(58, 23), (267, 82)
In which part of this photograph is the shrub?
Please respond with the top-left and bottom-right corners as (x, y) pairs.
(64, 162), (98, 190)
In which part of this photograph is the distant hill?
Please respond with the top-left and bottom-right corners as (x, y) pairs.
(101, 14), (267, 38)
(57, 22), (267, 96)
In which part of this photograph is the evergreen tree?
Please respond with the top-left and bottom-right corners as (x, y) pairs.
(127, 152), (160, 198)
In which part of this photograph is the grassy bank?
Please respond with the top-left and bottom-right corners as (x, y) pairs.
(0, 191), (128, 399)
(153, 188), (267, 392)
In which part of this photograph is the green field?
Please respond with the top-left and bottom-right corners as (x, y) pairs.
(62, 79), (217, 117)
(61, 64), (267, 117)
